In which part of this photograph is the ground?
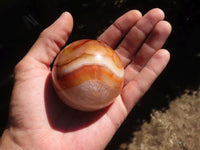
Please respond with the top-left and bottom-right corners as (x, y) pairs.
(110, 88), (200, 150)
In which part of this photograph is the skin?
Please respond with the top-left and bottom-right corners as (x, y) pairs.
(0, 8), (171, 150)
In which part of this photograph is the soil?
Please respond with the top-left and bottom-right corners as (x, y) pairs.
(108, 88), (200, 150)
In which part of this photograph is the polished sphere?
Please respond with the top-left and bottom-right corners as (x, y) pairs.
(52, 39), (124, 111)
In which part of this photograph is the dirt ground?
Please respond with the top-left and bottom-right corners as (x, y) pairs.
(114, 88), (200, 150)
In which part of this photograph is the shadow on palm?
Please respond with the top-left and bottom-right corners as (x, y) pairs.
(44, 73), (109, 132)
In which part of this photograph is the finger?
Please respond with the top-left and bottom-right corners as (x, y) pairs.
(121, 49), (170, 112)
(27, 12), (73, 68)
(132, 21), (172, 68)
(116, 8), (165, 67)
(124, 21), (172, 85)
(98, 10), (142, 48)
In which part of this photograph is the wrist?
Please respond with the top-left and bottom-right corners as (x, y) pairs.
(0, 129), (23, 150)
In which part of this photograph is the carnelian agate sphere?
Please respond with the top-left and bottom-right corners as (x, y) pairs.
(52, 39), (124, 111)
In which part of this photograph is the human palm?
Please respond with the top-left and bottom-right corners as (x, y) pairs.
(1, 9), (171, 150)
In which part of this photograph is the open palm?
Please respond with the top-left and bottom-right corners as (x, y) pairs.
(1, 9), (171, 150)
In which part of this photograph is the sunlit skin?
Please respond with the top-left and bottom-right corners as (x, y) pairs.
(52, 39), (124, 111)
(0, 8), (171, 150)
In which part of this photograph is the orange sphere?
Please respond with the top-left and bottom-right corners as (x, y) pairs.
(52, 39), (124, 111)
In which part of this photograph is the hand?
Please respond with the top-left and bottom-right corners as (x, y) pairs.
(0, 8), (171, 150)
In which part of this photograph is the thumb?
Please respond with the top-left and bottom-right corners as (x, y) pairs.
(26, 12), (73, 68)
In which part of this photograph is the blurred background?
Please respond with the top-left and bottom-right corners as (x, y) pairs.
(0, 0), (200, 149)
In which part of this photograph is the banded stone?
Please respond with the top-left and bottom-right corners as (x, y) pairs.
(52, 39), (124, 111)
